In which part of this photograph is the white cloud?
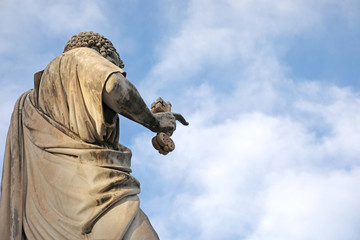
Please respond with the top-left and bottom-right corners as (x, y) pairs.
(140, 0), (359, 96)
(249, 169), (360, 240)
(143, 0), (316, 86)
(0, 0), (106, 36)
(132, 83), (360, 240)
(130, 0), (360, 239)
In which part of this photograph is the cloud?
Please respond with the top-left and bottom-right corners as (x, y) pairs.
(129, 0), (360, 239)
(132, 83), (360, 239)
(248, 169), (360, 240)
(0, 0), (106, 37)
(143, 0), (313, 84)
(140, 0), (359, 96)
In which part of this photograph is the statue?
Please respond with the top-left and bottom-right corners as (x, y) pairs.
(0, 31), (188, 240)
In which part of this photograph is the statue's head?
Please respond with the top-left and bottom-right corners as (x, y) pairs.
(63, 31), (124, 68)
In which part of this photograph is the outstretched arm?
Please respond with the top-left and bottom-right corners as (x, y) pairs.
(102, 72), (188, 133)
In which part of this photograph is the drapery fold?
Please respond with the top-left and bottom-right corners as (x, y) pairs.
(0, 91), (29, 240)
(0, 48), (159, 239)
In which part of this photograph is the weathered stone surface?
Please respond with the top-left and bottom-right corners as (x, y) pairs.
(0, 31), (188, 240)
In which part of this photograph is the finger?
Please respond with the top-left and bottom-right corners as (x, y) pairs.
(173, 113), (189, 126)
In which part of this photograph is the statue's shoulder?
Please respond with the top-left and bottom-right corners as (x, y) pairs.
(47, 48), (103, 70)
(63, 47), (102, 59)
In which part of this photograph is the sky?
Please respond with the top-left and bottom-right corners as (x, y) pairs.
(1, 0), (360, 239)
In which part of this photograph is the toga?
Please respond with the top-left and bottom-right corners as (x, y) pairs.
(0, 48), (159, 239)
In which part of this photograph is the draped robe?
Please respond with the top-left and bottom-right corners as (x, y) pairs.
(0, 48), (159, 239)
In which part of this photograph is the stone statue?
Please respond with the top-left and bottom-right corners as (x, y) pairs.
(0, 31), (188, 240)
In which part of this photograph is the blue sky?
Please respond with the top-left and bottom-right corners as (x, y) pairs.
(1, 0), (360, 239)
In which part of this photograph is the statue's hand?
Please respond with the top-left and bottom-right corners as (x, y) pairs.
(152, 112), (189, 134)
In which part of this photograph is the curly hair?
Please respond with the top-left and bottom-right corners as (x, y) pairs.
(63, 31), (124, 68)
